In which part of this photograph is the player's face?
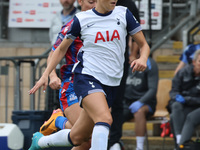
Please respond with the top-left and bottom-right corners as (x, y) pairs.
(193, 54), (200, 76)
(78, 0), (97, 11)
(60, 0), (75, 11)
(96, 0), (117, 14)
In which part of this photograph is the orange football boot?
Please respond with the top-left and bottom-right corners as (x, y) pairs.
(40, 108), (64, 135)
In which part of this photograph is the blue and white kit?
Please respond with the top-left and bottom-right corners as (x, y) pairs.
(66, 6), (142, 86)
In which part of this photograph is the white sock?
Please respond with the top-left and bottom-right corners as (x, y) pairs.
(38, 129), (72, 148)
(90, 123), (110, 150)
(136, 136), (145, 150)
(109, 143), (121, 150)
(176, 134), (181, 144)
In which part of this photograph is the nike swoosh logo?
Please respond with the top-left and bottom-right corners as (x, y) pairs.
(87, 23), (95, 28)
(40, 119), (54, 131)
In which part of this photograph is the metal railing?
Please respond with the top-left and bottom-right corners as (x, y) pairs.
(0, 47), (68, 123)
(0, 48), (50, 123)
(150, 0), (199, 53)
(182, 17), (200, 48)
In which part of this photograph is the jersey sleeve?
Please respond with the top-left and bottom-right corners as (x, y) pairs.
(51, 25), (66, 51)
(181, 52), (188, 63)
(65, 16), (81, 40)
(52, 33), (63, 51)
(181, 44), (192, 63)
(126, 8), (142, 35)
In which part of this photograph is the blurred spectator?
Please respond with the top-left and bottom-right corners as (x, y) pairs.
(49, 0), (78, 45)
(108, 0), (141, 149)
(174, 43), (200, 75)
(168, 49), (200, 149)
(123, 57), (158, 150)
(109, 56), (158, 150)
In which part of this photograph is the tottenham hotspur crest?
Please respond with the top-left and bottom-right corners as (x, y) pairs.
(89, 81), (95, 88)
(117, 18), (120, 25)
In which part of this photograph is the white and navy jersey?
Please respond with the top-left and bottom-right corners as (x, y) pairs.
(66, 6), (142, 86)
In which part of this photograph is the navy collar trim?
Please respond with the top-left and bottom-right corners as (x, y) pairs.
(92, 8), (112, 16)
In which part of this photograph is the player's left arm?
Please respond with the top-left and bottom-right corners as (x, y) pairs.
(126, 8), (150, 72)
(130, 31), (150, 72)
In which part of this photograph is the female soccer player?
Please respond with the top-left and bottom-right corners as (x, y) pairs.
(38, 0), (97, 150)
(29, 0), (150, 150)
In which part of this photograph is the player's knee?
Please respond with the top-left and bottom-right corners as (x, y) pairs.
(70, 134), (88, 146)
(102, 113), (113, 125)
(94, 111), (113, 125)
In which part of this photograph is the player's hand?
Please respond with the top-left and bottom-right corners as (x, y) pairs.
(28, 74), (48, 95)
(130, 56), (147, 72)
(49, 75), (61, 90)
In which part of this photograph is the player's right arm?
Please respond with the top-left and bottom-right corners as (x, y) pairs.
(29, 38), (74, 94)
(48, 23), (71, 90)
(47, 51), (61, 90)
(29, 16), (81, 94)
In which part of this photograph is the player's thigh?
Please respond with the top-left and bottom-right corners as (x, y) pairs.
(73, 74), (113, 125)
(64, 103), (82, 126)
(82, 92), (112, 125)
